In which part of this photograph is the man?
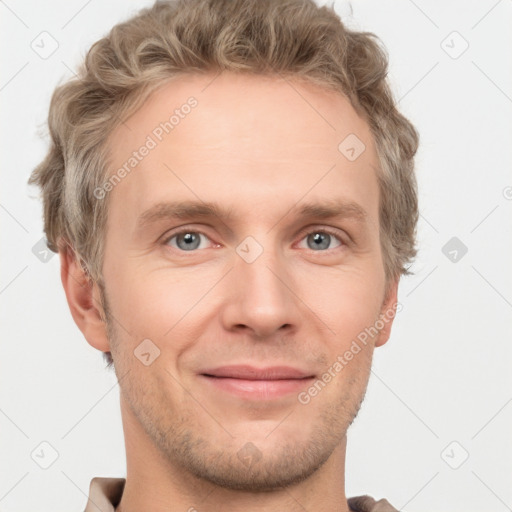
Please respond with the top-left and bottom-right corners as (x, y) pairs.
(29, 0), (419, 510)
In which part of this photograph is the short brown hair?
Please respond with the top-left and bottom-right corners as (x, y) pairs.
(29, 0), (419, 366)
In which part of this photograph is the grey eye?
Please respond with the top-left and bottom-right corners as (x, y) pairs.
(303, 232), (342, 251)
(172, 232), (203, 251)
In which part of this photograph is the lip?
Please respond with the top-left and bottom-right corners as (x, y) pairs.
(198, 365), (315, 400)
(199, 365), (314, 380)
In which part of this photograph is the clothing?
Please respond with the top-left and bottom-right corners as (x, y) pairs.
(83, 477), (399, 512)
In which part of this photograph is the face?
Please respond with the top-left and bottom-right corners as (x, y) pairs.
(91, 71), (398, 490)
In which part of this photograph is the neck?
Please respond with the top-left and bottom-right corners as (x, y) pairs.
(116, 395), (351, 512)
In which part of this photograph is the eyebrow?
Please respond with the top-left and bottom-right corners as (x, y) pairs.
(136, 199), (369, 232)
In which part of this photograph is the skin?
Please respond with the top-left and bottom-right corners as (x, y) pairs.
(61, 71), (399, 512)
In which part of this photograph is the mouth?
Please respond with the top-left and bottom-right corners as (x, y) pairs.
(198, 365), (315, 400)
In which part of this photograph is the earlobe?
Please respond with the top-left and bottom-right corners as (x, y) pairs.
(374, 276), (400, 348)
(59, 245), (110, 353)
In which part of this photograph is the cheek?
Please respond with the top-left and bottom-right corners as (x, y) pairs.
(299, 266), (384, 339)
(104, 238), (385, 357)
(105, 265), (220, 349)
(306, 274), (379, 401)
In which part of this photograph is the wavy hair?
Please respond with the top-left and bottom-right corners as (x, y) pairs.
(29, 0), (419, 367)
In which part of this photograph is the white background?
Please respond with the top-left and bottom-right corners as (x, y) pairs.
(1, 1), (511, 511)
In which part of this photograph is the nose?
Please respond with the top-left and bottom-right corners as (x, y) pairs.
(219, 244), (301, 339)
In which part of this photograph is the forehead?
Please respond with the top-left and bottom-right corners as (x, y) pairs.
(110, 71), (373, 153)
(105, 71), (379, 231)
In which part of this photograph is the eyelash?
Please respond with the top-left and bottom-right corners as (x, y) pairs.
(162, 226), (347, 254)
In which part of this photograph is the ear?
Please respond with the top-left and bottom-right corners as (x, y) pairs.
(374, 275), (400, 348)
(59, 245), (110, 353)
